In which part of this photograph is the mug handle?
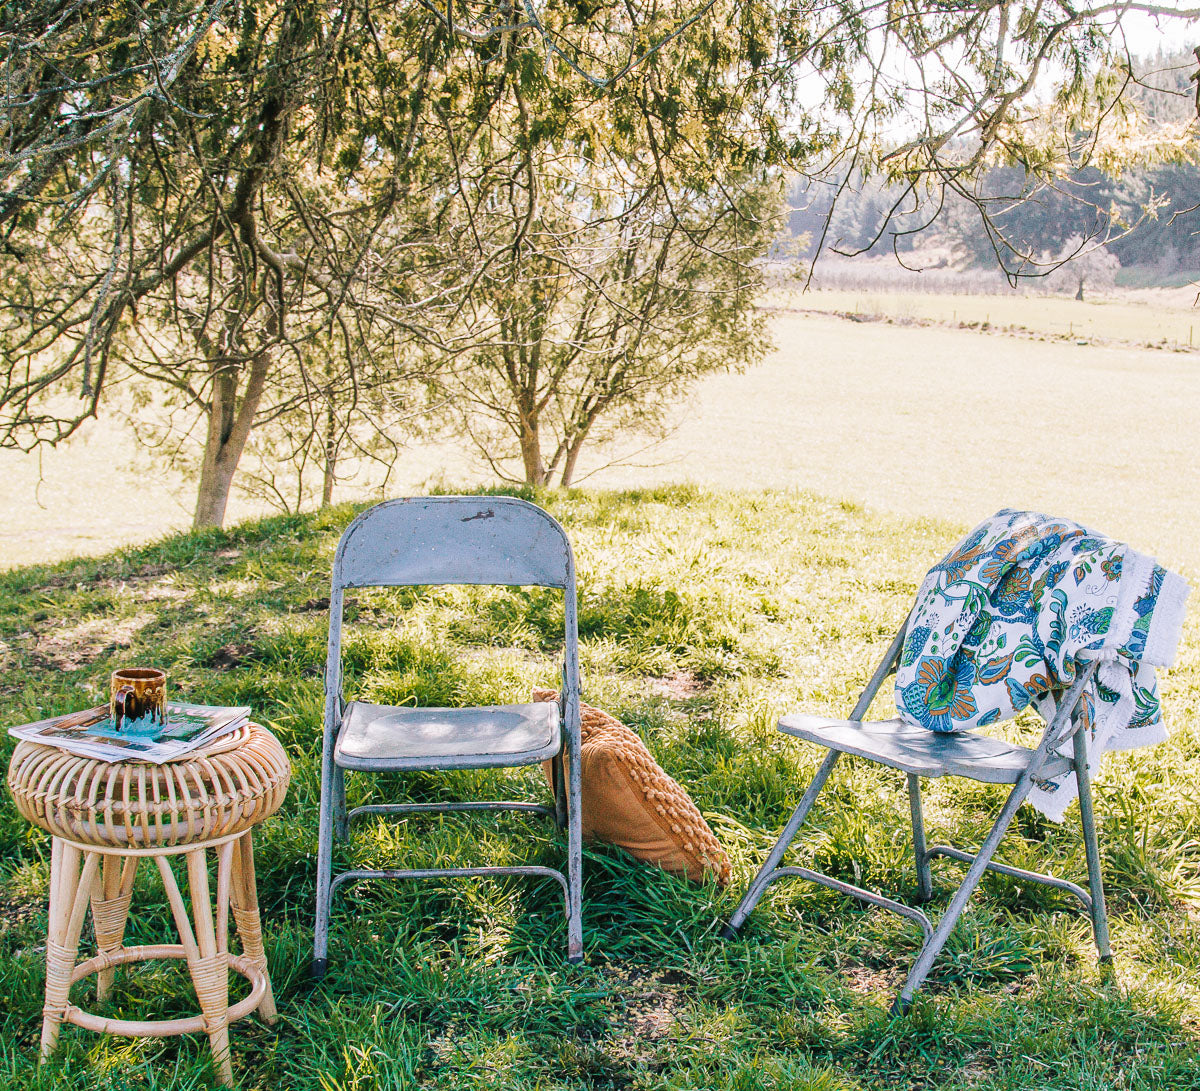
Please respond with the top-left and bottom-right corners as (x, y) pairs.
(112, 685), (134, 731)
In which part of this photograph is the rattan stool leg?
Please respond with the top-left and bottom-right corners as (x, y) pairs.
(91, 855), (137, 1002)
(187, 849), (234, 1086)
(156, 852), (234, 1086)
(230, 832), (276, 1023)
(40, 842), (98, 1063)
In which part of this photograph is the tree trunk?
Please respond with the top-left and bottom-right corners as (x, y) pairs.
(519, 416), (546, 485)
(560, 429), (590, 487)
(1075, 281), (1085, 301)
(193, 353), (271, 529)
(560, 396), (609, 486)
(321, 459), (336, 508)
(321, 404), (337, 508)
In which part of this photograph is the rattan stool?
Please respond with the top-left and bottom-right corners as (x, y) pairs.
(6, 722), (291, 1086)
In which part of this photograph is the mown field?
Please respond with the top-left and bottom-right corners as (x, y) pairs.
(598, 308), (1200, 581)
(2, 489), (1199, 1090)
(4, 292), (1200, 577)
(773, 287), (1200, 350)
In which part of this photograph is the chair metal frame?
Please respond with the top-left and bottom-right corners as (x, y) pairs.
(722, 623), (1112, 1014)
(313, 496), (583, 977)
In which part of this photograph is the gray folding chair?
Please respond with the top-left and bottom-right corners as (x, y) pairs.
(313, 496), (583, 977)
(722, 623), (1112, 1014)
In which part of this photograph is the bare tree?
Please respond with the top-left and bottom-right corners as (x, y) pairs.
(229, 329), (433, 513)
(1048, 236), (1120, 299)
(829, 2), (1200, 276)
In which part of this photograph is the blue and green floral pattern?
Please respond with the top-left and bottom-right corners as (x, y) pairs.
(895, 510), (1189, 820)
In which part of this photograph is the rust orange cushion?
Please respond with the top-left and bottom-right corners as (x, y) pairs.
(534, 689), (730, 885)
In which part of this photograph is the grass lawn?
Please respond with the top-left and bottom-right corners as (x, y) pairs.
(2, 487), (1199, 1089)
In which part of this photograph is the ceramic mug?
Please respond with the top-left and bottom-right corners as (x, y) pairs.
(110, 667), (168, 732)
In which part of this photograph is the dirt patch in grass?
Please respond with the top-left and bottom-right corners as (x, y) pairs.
(647, 671), (704, 700)
(207, 642), (258, 670)
(605, 966), (693, 1063)
(31, 613), (154, 670)
(839, 962), (904, 997)
(0, 891), (41, 935)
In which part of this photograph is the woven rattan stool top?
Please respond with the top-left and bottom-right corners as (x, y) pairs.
(7, 722), (290, 849)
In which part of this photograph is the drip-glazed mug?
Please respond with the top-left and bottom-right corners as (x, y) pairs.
(110, 667), (168, 733)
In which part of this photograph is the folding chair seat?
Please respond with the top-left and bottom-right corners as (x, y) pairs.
(722, 625), (1111, 1014)
(313, 496), (583, 977)
(778, 714), (1076, 783)
(334, 701), (560, 770)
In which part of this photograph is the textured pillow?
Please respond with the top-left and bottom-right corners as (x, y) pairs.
(534, 688), (731, 885)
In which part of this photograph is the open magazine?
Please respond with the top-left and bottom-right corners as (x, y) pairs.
(8, 702), (251, 764)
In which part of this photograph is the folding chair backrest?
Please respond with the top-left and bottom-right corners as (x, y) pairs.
(325, 496), (579, 703)
(333, 496), (574, 591)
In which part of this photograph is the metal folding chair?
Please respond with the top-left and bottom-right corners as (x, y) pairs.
(313, 496), (583, 977)
(722, 623), (1112, 1014)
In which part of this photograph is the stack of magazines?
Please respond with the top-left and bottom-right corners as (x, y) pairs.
(7, 703), (251, 764)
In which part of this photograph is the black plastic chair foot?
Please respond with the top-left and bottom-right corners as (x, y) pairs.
(311, 957), (329, 981)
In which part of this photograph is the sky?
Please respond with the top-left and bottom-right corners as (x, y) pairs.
(1117, 5), (1198, 56)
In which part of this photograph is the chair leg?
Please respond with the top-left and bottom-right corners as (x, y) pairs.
(1073, 727), (1113, 968)
(333, 766), (349, 843)
(565, 740), (583, 963)
(892, 772), (1036, 1015)
(908, 774), (933, 904)
(552, 751), (567, 830)
(722, 750), (842, 939)
(313, 745), (337, 980)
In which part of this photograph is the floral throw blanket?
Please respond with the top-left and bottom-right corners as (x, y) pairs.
(895, 510), (1190, 820)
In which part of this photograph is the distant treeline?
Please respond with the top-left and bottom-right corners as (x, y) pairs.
(782, 48), (1199, 276)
